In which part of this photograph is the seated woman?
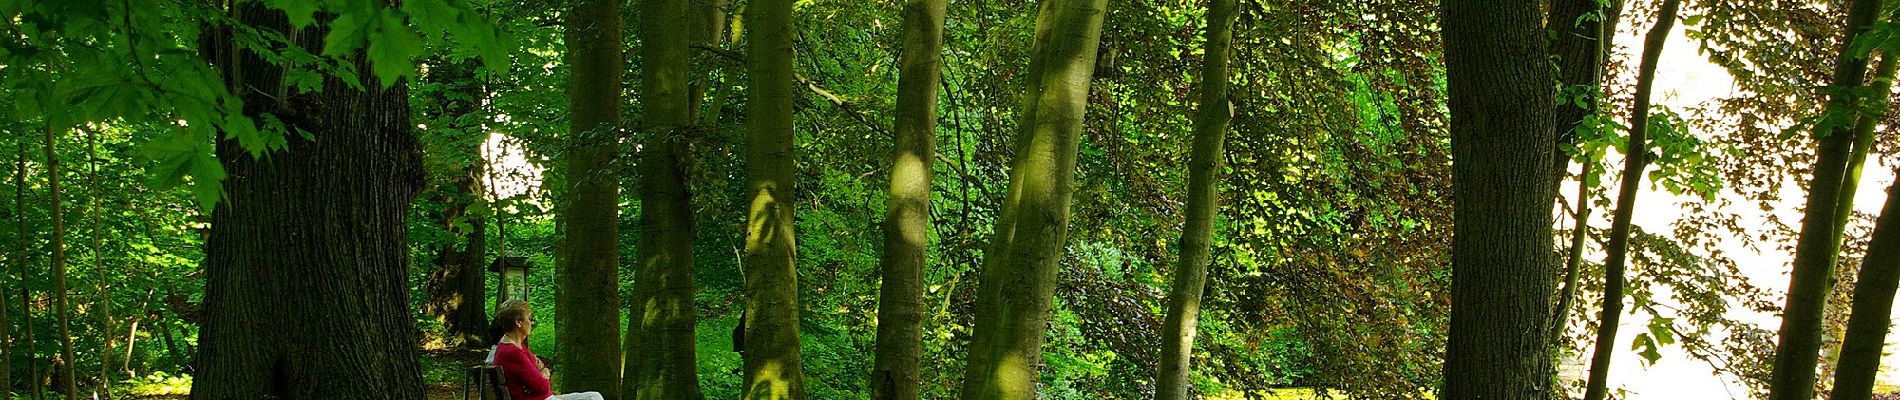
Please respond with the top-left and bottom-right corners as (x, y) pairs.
(488, 299), (604, 400)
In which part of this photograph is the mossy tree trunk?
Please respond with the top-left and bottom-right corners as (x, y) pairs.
(625, 0), (706, 397)
(956, 0), (1108, 398)
(869, 0), (947, 397)
(557, 0), (627, 396)
(1825, 48), (1900, 400)
(740, 0), (808, 398)
(1153, 0), (1234, 398)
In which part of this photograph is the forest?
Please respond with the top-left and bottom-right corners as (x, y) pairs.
(2, 0), (1900, 399)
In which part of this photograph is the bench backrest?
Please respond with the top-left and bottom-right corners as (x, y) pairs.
(466, 365), (514, 400)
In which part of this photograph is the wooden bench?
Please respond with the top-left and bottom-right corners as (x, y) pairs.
(463, 365), (512, 400)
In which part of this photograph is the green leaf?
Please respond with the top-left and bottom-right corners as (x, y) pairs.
(323, 11), (372, 57)
(268, 0), (321, 29)
(367, 10), (423, 87)
(1631, 333), (1662, 364)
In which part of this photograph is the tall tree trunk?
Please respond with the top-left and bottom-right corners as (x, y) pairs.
(1551, 159), (1595, 346)
(740, 0), (808, 397)
(15, 143), (40, 400)
(1824, 51), (1900, 400)
(624, 0), (705, 398)
(1581, 1), (1679, 398)
(422, 59), (491, 349)
(190, 4), (427, 399)
(1438, 0), (1562, 398)
(42, 123), (78, 400)
(1153, 0), (1233, 399)
(83, 125), (111, 399)
(1767, 0), (1885, 398)
(956, 0), (1107, 398)
(558, 0), (626, 396)
(868, 0), (946, 398)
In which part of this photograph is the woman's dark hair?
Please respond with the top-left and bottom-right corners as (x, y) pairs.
(488, 299), (534, 345)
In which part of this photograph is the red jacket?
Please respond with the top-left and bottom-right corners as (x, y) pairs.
(494, 342), (552, 400)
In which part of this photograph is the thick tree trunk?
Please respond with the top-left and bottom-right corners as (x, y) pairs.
(558, 0), (626, 396)
(1153, 0), (1233, 399)
(956, 0), (1107, 398)
(1581, 2), (1679, 398)
(1767, 0), (1885, 398)
(1825, 52), (1900, 400)
(190, 4), (427, 399)
(83, 125), (112, 399)
(624, 0), (705, 398)
(869, 0), (946, 398)
(15, 143), (40, 400)
(42, 123), (78, 400)
(422, 59), (490, 349)
(740, 0), (808, 397)
(1439, 0), (1563, 398)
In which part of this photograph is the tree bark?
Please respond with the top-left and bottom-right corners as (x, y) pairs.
(1439, 0), (1563, 398)
(869, 0), (946, 398)
(83, 124), (112, 400)
(1153, 0), (1233, 399)
(190, 4), (427, 399)
(956, 0), (1107, 398)
(624, 0), (706, 398)
(1766, 0), (1885, 398)
(1825, 52), (1900, 400)
(558, 0), (626, 396)
(15, 143), (40, 400)
(740, 0), (808, 397)
(1581, 1), (1679, 398)
(42, 122), (78, 400)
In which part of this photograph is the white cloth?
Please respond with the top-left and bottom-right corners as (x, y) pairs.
(552, 392), (604, 400)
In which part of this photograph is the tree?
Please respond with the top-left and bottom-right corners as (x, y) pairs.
(1825, 51), (1900, 400)
(740, 0), (809, 397)
(869, 0), (947, 397)
(1545, 0), (1624, 349)
(190, 3), (428, 398)
(623, 0), (706, 397)
(84, 125), (113, 399)
(557, 0), (627, 395)
(420, 58), (491, 348)
(1765, 0), (1885, 397)
(1438, 0), (1562, 398)
(6, 142), (21, 400)
(956, 0), (1108, 397)
(1154, 0), (1234, 398)
(42, 123), (78, 400)
(1581, 1), (1680, 398)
